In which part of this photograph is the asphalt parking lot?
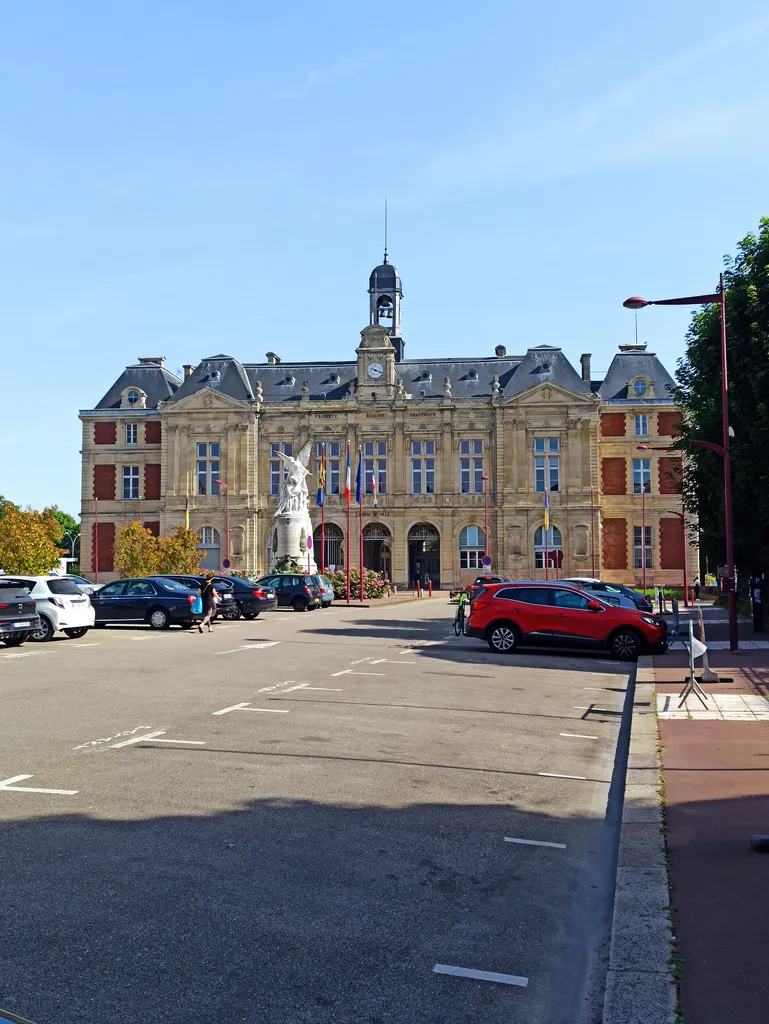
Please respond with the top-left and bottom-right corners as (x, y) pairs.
(0, 599), (633, 1024)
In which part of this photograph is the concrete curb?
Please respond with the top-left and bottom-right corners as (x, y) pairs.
(602, 655), (678, 1024)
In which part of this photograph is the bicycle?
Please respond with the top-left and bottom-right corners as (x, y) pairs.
(454, 592), (469, 636)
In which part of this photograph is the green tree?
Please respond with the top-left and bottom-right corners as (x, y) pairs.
(156, 526), (202, 574)
(0, 504), (64, 574)
(53, 510), (80, 558)
(113, 522), (160, 578)
(0, 495), (9, 520)
(673, 217), (769, 579)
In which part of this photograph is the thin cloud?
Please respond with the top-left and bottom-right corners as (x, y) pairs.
(272, 57), (369, 100)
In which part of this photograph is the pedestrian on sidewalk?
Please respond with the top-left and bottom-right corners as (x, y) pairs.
(693, 575), (701, 601)
(198, 571), (217, 633)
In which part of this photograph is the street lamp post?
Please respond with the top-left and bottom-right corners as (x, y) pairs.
(214, 480), (230, 568)
(482, 475), (490, 570)
(94, 497), (99, 584)
(624, 276), (738, 651)
(637, 445), (688, 607)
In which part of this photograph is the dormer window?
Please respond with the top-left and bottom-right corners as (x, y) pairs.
(467, 370), (479, 382)
(127, 390), (140, 405)
(633, 378), (648, 396)
(329, 373), (340, 385)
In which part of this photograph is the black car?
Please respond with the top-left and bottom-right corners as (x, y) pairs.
(91, 577), (202, 629)
(152, 575), (237, 618)
(0, 579), (41, 647)
(562, 578), (654, 613)
(156, 574), (277, 620)
(255, 573), (321, 612)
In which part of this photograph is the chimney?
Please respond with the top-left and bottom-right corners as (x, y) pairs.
(183, 364), (196, 380)
(495, 344), (506, 358)
(266, 352), (281, 365)
(580, 353), (591, 382)
(138, 356), (166, 367)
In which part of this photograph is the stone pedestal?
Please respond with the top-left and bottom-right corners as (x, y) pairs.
(273, 510), (318, 574)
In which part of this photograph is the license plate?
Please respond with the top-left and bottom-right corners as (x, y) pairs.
(12, 621), (32, 628)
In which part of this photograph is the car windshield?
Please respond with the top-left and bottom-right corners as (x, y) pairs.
(156, 579), (195, 593)
(47, 579), (84, 596)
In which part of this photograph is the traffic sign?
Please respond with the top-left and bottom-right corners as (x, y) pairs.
(306, 535), (313, 549)
(222, 558), (231, 569)
(481, 555), (492, 566)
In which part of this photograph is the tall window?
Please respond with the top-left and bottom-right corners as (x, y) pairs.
(316, 441), (341, 495)
(459, 440), (484, 493)
(534, 524), (562, 569)
(364, 440), (387, 494)
(534, 437), (560, 492)
(122, 466), (139, 499)
(634, 414), (648, 437)
(125, 423), (138, 445)
(634, 525), (653, 569)
(411, 440), (436, 494)
(197, 442), (221, 496)
(632, 458), (651, 494)
(270, 442), (293, 496)
(459, 525), (485, 568)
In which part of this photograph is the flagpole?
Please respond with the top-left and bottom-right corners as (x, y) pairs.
(544, 493), (549, 582)
(320, 443), (326, 574)
(346, 440), (351, 605)
(359, 446), (364, 604)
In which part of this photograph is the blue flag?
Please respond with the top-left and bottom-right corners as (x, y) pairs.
(355, 448), (363, 505)
(316, 447), (324, 507)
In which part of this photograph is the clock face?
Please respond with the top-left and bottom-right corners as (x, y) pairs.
(367, 362), (384, 379)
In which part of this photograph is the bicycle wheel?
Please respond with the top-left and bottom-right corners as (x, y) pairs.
(454, 609), (464, 636)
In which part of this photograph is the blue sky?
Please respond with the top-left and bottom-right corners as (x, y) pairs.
(2, 0), (769, 517)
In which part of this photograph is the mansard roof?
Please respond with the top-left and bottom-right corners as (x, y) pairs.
(95, 361), (182, 409)
(598, 348), (676, 402)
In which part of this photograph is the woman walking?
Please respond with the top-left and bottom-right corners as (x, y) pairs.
(199, 571), (217, 633)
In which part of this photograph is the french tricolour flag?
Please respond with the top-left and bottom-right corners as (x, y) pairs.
(344, 445), (351, 504)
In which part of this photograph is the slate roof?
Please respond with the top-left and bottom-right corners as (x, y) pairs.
(169, 354), (255, 403)
(96, 363), (182, 410)
(369, 262), (402, 293)
(597, 351), (676, 402)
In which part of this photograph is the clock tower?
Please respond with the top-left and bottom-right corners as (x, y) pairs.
(368, 251), (404, 360)
(356, 324), (396, 398)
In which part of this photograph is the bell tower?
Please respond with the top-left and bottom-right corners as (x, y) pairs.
(368, 241), (404, 361)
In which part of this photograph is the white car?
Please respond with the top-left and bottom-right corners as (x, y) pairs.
(1, 575), (95, 641)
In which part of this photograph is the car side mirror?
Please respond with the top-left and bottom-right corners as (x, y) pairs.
(587, 600), (603, 611)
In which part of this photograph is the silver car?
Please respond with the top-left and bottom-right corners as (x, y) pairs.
(312, 574), (335, 608)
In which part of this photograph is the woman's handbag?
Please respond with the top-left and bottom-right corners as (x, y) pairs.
(191, 595), (203, 615)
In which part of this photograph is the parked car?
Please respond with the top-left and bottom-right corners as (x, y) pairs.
(91, 577), (202, 629)
(467, 574), (514, 600)
(0, 1006), (38, 1023)
(465, 581), (667, 660)
(562, 577), (653, 612)
(311, 574), (335, 608)
(0, 579), (41, 647)
(151, 575), (237, 618)
(255, 573), (321, 612)
(156, 574), (278, 620)
(0, 575), (94, 642)
(58, 573), (103, 597)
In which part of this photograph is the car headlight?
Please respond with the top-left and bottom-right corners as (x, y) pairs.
(641, 616), (658, 626)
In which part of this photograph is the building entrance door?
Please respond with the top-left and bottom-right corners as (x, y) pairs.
(408, 524), (440, 589)
(363, 524), (392, 577)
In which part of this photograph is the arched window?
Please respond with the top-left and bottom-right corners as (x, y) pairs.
(313, 523), (344, 570)
(459, 525), (485, 569)
(534, 525), (562, 569)
(197, 526), (221, 570)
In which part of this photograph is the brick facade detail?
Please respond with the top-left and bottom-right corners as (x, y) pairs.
(660, 517), (684, 569)
(145, 421), (162, 445)
(144, 464), (162, 500)
(658, 457), (682, 495)
(602, 457), (627, 495)
(144, 521), (160, 537)
(658, 412), (681, 436)
(602, 518), (628, 570)
(93, 464), (116, 500)
(92, 522), (115, 572)
(94, 421), (117, 445)
(600, 413), (626, 437)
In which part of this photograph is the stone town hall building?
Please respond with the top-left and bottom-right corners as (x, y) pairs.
(79, 255), (696, 588)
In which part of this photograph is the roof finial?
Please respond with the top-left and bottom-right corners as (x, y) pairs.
(383, 197), (388, 264)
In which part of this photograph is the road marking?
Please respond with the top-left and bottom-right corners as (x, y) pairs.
(215, 641), (282, 655)
(65, 642), (103, 648)
(583, 687), (620, 692)
(538, 772), (587, 781)
(212, 702), (289, 715)
(504, 837), (567, 849)
(302, 686), (343, 691)
(73, 726), (155, 750)
(0, 774), (78, 796)
(432, 964), (528, 987)
(1, 651), (50, 659)
(560, 733), (599, 740)
(574, 706), (622, 712)
(110, 730), (205, 748)
(331, 669), (386, 677)
(131, 637), (156, 641)
(399, 649), (417, 656)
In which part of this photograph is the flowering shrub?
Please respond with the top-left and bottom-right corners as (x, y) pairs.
(326, 567), (390, 600)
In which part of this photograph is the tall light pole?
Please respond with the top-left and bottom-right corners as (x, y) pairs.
(214, 480), (230, 568)
(637, 445), (688, 606)
(94, 497), (99, 584)
(482, 475), (490, 570)
(624, 277), (737, 651)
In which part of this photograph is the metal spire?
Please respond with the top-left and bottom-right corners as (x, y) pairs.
(383, 198), (388, 264)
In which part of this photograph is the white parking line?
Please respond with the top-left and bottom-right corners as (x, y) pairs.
(212, 702), (289, 715)
(0, 774), (78, 796)
(68, 643), (103, 648)
(432, 964), (528, 987)
(330, 669), (386, 677)
(215, 641), (281, 655)
(110, 730), (205, 748)
(504, 837), (567, 849)
(560, 733), (599, 740)
(538, 772), (587, 781)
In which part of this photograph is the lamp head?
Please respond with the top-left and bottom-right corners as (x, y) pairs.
(623, 296), (649, 310)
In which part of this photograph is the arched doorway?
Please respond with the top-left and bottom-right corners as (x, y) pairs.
(363, 524), (392, 578)
(313, 523), (344, 571)
(408, 523), (440, 589)
(534, 525), (563, 573)
(197, 526), (221, 570)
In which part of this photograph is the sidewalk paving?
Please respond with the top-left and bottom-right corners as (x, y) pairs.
(653, 606), (769, 1024)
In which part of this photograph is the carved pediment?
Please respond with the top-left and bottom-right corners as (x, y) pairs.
(504, 381), (597, 407)
(164, 387), (250, 413)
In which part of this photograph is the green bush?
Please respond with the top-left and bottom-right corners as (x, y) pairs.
(326, 568), (390, 600)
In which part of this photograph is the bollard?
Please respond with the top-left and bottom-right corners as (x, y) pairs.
(428, 580), (433, 598)
(416, 581), (421, 598)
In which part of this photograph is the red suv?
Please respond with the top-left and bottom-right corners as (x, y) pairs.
(465, 581), (667, 660)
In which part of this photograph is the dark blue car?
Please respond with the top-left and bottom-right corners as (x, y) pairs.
(91, 577), (202, 629)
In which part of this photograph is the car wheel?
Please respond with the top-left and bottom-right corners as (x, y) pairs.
(322, 602), (332, 609)
(222, 604), (240, 620)
(609, 629), (642, 661)
(63, 627), (89, 639)
(487, 622), (519, 654)
(29, 616), (55, 642)
(292, 598), (308, 613)
(1, 632), (28, 647)
(148, 607), (171, 630)
(243, 611), (259, 620)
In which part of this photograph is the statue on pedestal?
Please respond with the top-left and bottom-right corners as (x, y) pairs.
(272, 440), (318, 573)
